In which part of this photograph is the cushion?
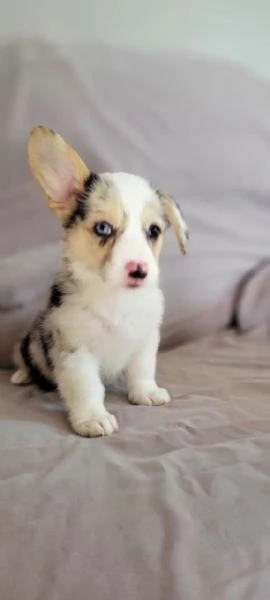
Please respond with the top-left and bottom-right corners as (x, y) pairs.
(1, 40), (270, 365)
(236, 261), (270, 337)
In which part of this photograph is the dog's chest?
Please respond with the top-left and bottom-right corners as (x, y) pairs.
(58, 288), (163, 377)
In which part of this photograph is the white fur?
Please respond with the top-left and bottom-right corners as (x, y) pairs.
(13, 173), (173, 437)
(102, 173), (160, 288)
(52, 283), (166, 435)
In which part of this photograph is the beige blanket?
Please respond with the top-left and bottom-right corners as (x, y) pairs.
(1, 332), (270, 600)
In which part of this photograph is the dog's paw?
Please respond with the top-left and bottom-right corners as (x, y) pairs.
(11, 369), (31, 386)
(71, 411), (119, 438)
(129, 386), (171, 407)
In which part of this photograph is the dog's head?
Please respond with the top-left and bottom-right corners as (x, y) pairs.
(28, 126), (188, 289)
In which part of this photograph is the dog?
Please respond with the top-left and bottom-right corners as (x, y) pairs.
(11, 126), (188, 437)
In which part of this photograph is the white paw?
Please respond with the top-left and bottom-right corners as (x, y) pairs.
(129, 386), (171, 407)
(11, 369), (31, 386)
(71, 411), (119, 438)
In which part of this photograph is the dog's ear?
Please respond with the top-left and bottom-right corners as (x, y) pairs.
(159, 193), (189, 254)
(28, 126), (90, 219)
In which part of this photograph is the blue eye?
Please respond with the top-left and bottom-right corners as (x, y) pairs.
(93, 221), (113, 238)
(147, 224), (161, 240)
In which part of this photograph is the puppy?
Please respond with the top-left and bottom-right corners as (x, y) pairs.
(11, 126), (188, 437)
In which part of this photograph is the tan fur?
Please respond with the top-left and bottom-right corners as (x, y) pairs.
(28, 126), (89, 220)
(160, 194), (188, 254)
(141, 200), (165, 258)
(28, 126), (188, 255)
(67, 185), (167, 269)
(67, 182), (128, 269)
(12, 126), (189, 437)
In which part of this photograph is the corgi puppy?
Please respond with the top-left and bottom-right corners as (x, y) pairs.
(11, 126), (188, 437)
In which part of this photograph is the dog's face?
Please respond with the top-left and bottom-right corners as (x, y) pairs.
(66, 171), (166, 288)
(28, 126), (188, 289)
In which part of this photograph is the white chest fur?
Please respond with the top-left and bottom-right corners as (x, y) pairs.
(53, 284), (164, 380)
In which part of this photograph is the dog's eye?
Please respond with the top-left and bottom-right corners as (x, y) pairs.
(147, 224), (162, 241)
(93, 221), (113, 238)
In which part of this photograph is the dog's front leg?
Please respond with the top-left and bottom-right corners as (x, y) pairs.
(126, 330), (171, 407)
(56, 349), (118, 437)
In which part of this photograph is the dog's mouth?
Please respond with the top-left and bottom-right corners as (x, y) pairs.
(126, 278), (145, 288)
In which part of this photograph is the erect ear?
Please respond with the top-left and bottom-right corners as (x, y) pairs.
(27, 126), (90, 220)
(159, 193), (189, 254)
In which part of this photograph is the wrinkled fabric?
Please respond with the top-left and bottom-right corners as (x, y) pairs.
(1, 332), (270, 600)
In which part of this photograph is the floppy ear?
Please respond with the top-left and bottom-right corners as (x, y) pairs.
(27, 126), (90, 220)
(160, 194), (189, 254)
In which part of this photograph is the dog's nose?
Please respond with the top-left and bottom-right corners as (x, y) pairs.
(125, 261), (148, 279)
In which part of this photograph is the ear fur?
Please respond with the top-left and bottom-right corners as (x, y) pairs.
(27, 126), (90, 220)
(159, 193), (189, 254)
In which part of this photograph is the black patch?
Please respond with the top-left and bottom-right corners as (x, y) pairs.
(64, 197), (87, 228)
(99, 235), (113, 248)
(40, 330), (54, 370)
(49, 283), (64, 308)
(20, 334), (56, 393)
(84, 172), (100, 194)
(154, 187), (162, 199)
(64, 172), (100, 228)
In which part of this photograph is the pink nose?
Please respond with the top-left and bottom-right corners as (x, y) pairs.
(125, 261), (148, 280)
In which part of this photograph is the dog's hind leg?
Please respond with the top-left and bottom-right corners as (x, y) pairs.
(10, 342), (32, 386)
(11, 369), (32, 386)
